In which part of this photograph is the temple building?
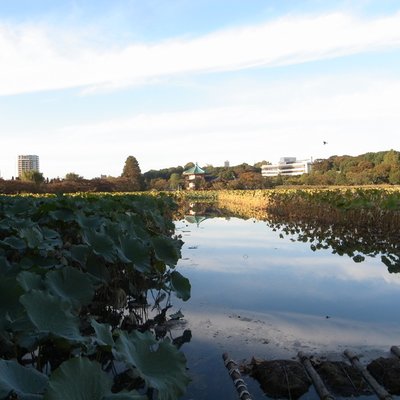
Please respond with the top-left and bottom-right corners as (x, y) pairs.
(182, 163), (206, 189)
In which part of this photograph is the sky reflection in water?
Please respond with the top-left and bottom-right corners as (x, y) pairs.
(174, 215), (400, 399)
(176, 217), (400, 323)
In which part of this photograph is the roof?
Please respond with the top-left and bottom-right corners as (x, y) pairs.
(183, 163), (205, 175)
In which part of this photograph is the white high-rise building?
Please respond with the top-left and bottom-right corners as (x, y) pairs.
(18, 155), (39, 177)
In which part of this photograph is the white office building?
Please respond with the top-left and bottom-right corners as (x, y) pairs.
(18, 155), (39, 177)
(261, 157), (312, 177)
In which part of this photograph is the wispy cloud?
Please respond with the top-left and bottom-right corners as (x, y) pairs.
(12, 74), (395, 176)
(1, 11), (400, 95)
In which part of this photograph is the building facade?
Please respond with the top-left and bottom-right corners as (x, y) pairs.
(18, 155), (39, 178)
(182, 163), (206, 189)
(261, 157), (312, 177)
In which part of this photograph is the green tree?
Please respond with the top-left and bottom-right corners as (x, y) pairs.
(184, 162), (195, 170)
(20, 170), (44, 184)
(169, 173), (182, 190)
(121, 156), (144, 190)
(65, 172), (84, 181)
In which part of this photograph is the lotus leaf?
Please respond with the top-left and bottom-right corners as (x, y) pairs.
(115, 330), (190, 400)
(0, 255), (11, 273)
(69, 244), (91, 267)
(17, 271), (44, 292)
(103, 392), (147, 400)
(20, 290), (82, 340)
(0, 277), (24, 322)
(170, 271), (191, 302)
(151, 236), (181, 267)
(0, 359), (48, 400)
(1, 236), (27, 251)
(45, 266), (95, 307)
(44, 357), (111, 400)
(48, 209), (76, 222)
(118, 236), (150, 272)
(19, 226), (43, 249)
(85, 253), (110, 282)
(91, 319), (114, 347)
(75, 213), (104, 230)
(82, 229), (116, 262)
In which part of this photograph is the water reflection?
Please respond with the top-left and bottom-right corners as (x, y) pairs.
(175, 203), (400, 399)
(180, 201), (400, 272)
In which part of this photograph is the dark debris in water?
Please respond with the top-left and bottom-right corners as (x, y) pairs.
(367, 357), (400, 395)
(244, 355), (400, 399)
(248, 358), (311, 399)
(315, 360), (372, 397)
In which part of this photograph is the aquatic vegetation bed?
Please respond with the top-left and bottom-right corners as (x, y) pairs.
(0, 193), (191, 400)
(174, 188), (400, 271)
(206, 187), (400, 228)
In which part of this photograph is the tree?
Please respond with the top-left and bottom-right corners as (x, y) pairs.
(121, 156), (144, 190)
(184, 162), (195, 170)
(20, 170), (44, 184)
(169, 173), (182, 190)
(65, 172), (84, 181)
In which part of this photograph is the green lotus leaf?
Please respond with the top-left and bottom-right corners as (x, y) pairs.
(41, 227), (61, 241)
(40, 227), (63, 250)
(1, 236), (27, 251)
(0, 359), (48, 400)
(5, 199), (32, 216)
(69, 244), (91, 267)
(75, 213), (104, 230)
(45, 266), (95, 307)
(20, 255), (59, 270)
(115, 330), (190, 400)
(44, 357), (111, 400)
(17, 271), (44, 292)
(151, 236), (181, 267)
(118, 236), (150, 272)
(0, 255), (11, 273)
(91, 319), (114, 347)
(82, 229), (116, 262)
(103, 392), (147, 400)
(170, 271), (191, 302)
(86, 253), (110, 282)
(20, 290), (82, 340)
(0, 277), (25, 323)
(48, 209), (76, 222)
(19, 226), (44, 249)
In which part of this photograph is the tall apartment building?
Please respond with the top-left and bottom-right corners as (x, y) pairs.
(261, 157), (312, 177)
(18, 155), (39, 177)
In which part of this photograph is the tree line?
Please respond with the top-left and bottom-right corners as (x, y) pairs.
(1, 150), (399, 193)
(142, 150), (400, 189)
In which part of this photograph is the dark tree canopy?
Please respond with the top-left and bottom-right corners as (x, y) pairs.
(121, 156), (144, 190)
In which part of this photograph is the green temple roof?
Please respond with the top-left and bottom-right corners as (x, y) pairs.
(183, 163), (205, 175)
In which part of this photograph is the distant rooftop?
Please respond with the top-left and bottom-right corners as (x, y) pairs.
(183, 163), (205, 175)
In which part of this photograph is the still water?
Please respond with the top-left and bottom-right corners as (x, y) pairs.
(172, 212), (400, 399)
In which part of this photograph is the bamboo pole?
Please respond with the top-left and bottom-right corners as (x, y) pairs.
(222, 353), (252, 400)
(298, 352), (335, 400)
(390, 346), (400, 359)
(344, 350), (392, 400)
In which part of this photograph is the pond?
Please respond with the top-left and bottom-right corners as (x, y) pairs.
(172, 207), (400, 399)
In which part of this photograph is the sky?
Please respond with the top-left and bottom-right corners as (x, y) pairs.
(1, 0), (400, 179)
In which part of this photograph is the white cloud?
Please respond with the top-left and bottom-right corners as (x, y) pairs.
(1, 72), (398, 179)
(1, 11), (400, 95)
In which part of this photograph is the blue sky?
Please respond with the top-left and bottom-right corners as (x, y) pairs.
(1, 0), (400, 179)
